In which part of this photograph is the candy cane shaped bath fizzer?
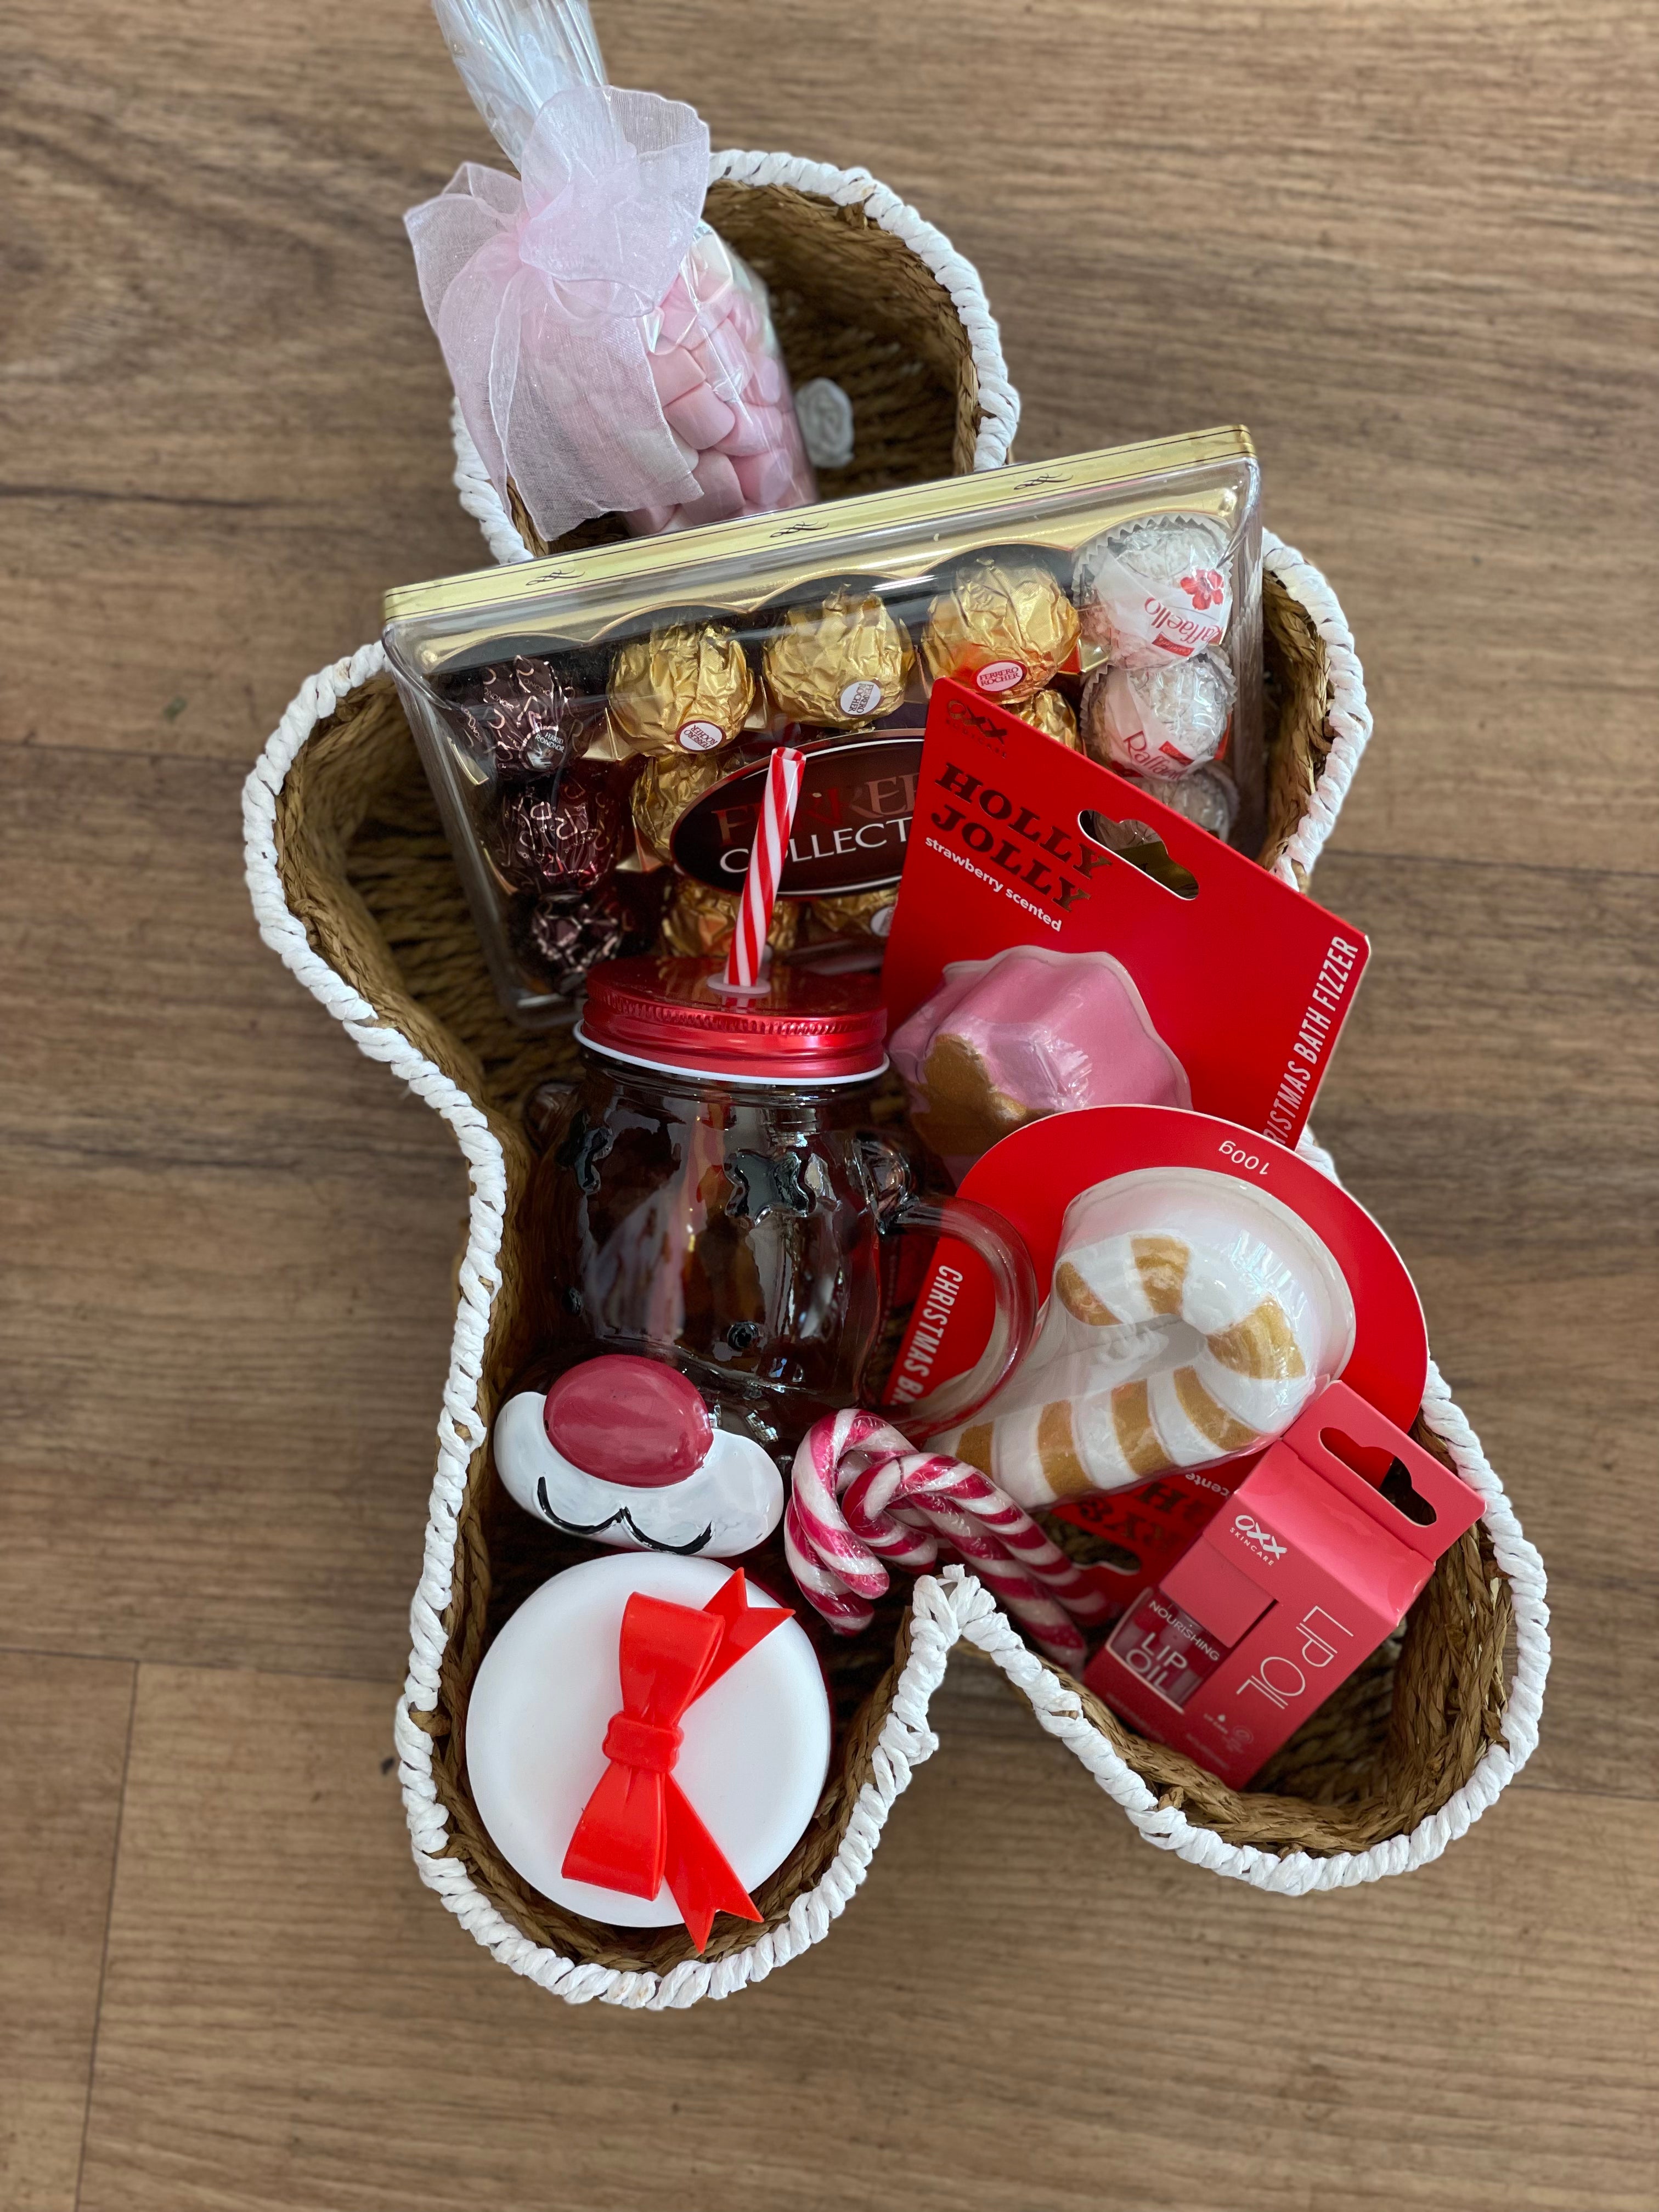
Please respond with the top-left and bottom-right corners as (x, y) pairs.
(889, 946), (1190, 1187)
(932, 1167), (1356, 1508)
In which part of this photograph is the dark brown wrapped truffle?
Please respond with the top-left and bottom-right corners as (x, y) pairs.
(441, 654), (585, 782)
(521, 872), (669, 996)
(491, 757), (628, 895)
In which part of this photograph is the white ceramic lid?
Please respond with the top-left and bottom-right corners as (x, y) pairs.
(465, 1554), (831, 1929)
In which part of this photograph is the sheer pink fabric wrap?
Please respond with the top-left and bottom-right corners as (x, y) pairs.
(405, 85), (709, 544)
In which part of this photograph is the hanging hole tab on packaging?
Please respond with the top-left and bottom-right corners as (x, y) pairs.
(1319, 1427), (1438, 1525)
(1077, 809), (1199, 900)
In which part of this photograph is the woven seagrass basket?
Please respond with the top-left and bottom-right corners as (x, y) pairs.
(246, 162), (1547, 2005)
(247, 521), (1547, 2007)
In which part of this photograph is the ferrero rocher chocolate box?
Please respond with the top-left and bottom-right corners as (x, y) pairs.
(383, 428), (1261, 1026)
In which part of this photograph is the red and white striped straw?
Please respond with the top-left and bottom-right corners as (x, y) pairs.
(724, 745), (805, 990)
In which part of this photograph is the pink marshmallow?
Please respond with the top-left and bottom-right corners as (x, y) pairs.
(746, 349), (786, 405)
(624, 503), (679, 535)
(672, 451), (746, 527)
(646, 345), (703, 407)
(663, 385), (738, 450)
(715, 399), (784, 458)
(698, 324), (754, 403)
(656, 278), (699, 350)
(732, 446), (799, 510)
(689, 273), (735, 325)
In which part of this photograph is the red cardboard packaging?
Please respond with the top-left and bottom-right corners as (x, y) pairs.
(881, 680), (1369, 1149)
(881, 1107), (1431, 1625)
(885, 1105), (1428, 1439)
(1081, 1380), (1482, 1787)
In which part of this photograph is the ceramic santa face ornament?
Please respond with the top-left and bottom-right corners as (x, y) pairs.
(493, 1353), (785, 1556)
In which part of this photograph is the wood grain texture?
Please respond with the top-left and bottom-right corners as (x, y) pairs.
(78, 1664), (1659, 2212)
(2, 0), (1656, 2202)
(0, 1656), (134, 2212)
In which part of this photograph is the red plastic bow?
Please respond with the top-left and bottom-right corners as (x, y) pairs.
(561, 1570), (790, 1950)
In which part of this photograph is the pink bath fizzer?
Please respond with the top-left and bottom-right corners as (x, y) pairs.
(889, 945), (1192, 1186)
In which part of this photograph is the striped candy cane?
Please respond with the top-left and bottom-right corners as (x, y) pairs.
(725, 744), (805, 990)
(785, 1409), (1112, 1669)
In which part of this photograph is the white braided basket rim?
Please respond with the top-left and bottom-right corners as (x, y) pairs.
(452, 144), (1021, 566)
(240, 591), (1545, 2013)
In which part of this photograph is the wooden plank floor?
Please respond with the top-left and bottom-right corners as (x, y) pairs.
(2, 0), (1655, 2205)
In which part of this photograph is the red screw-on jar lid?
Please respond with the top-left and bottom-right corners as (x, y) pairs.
(578, 953), (888, 1085)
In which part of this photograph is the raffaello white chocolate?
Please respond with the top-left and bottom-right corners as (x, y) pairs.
(1074, 512), (1232, 667)
(1081, 651), (1236, 781)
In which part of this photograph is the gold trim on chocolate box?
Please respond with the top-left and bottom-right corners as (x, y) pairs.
(384, 428), (1256, 677)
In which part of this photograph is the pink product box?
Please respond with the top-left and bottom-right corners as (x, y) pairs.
(1082, 1381), (1483, 1788)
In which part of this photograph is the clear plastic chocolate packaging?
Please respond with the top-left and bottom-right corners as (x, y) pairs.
(382, 426), (1263, 1024)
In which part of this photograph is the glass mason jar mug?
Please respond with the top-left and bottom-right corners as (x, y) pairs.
(522, 954), (1036, 1457)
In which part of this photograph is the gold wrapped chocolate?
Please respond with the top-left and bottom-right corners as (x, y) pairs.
(921, 556), (1080, 706)
(630, 751), (731, 861)
(575, 709), (634, 765)
(807, 887), (899, 940)
(607, 622), (755, 760)
(1020, 687), (1081, 751)
(761, 590), (913, 726)
(660, 874), (800, 959)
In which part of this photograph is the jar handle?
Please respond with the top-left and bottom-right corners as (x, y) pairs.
(887, 1194), (1039, 1434)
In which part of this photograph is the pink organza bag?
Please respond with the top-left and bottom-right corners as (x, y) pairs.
(405, 0), (816, 544)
